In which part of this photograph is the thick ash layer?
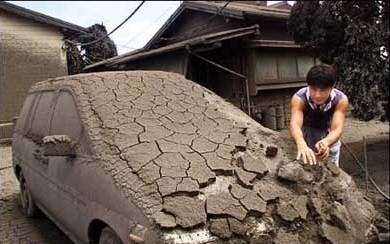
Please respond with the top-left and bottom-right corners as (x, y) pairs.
(30, 71), (378, 243)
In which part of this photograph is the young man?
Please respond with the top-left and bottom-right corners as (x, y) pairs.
(290, 64), (349, 166)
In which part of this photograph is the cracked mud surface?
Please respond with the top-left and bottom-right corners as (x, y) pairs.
(29, 71), (380, 243)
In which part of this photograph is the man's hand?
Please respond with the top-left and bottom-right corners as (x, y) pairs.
(296, 142), (317, 165)
(315, 140), (330, 160)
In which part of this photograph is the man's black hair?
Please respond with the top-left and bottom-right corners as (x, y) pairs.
(306, 64), (336, 88)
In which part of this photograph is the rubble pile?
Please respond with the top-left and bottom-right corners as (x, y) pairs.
(32, 71), (379, 243)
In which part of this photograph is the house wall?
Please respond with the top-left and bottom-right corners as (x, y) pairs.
(0, 10), (68, 140)
(186, 47), (299, 129)
(234, 1), (267, 6)
(247, 48), (315, 130)
(252, 88), (298, 130)
(184, 42), (247, 109)
(156, 9), (291, 49)
(206, 46), (245, 108)
(246, 48), (319, 93)
(247, 18), (292, 41)
(125, 51), (188, 75)
(155, 9), (243, 47)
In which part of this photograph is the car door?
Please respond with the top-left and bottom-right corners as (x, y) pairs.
(46, 89), (91, 242)
(22, 90), (57, 211)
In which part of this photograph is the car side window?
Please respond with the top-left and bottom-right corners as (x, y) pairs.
(15, 93), (36, 134)
(50, 91), (82, 142)
(30, 91), (55, 139)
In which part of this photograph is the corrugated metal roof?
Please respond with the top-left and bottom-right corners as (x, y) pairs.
(0, 2), (88, 34)
(84, 25), (259, 71)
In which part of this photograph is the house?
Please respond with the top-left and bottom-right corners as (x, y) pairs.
(0, 2), (88, 141)
(84, 1), (319, 130)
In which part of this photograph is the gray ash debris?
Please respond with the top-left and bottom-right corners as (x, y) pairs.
(32, 71), (379, 243)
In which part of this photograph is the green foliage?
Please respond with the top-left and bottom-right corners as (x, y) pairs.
(288, 1), (389, 121)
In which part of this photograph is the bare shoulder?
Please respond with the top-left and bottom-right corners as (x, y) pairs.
(290, 95), (305, 114)
(340, 95), (349, 105)
(291, 94), (305, 105)
(337, 96), (349, 111)
(337, 89), (349, 103)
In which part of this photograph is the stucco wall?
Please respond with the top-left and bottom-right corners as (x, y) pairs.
(0, 10), (68, 140)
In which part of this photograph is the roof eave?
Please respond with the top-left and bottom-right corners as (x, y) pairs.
(83, 48), (146, 70)
(144, 1), (290, 51)
(183, 1), (245, 19)
(144, 4), (186, 50)
(0, 2), (88, 34)
(84, 25), (260, 71)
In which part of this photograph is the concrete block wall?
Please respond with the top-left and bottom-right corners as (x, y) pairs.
(0, 10), (68, 140)
(252, 88), (296, 130)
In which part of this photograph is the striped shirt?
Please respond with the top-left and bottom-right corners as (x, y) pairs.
(295, 87), (346, 130)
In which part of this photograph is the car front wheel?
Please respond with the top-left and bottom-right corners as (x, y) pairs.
(19, 171), (38, 217)
(99, 226), (123, 244)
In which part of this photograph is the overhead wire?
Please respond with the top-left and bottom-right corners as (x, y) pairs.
(66, 1), (145, 47)
(78, 1), (230, 65)
(121, 3), (178, 47)
(115, 43), (138, 50)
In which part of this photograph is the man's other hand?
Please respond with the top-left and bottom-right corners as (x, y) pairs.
(315, 140), (330, 160)
(296, 143), (317, 165)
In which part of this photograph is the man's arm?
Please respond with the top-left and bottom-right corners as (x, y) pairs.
(290, 95), (317, 165)
(315, 96), (349, 159)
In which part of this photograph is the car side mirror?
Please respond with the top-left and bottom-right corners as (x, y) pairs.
(42, 135), (76, 157)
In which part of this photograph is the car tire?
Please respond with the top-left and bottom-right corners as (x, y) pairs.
(99, 226), (123, 244)
(19, 171), (39, 217)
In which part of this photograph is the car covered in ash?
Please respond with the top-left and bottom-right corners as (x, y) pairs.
(12, 71), (378, 244)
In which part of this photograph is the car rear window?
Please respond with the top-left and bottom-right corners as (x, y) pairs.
(15, 93), (36, 133)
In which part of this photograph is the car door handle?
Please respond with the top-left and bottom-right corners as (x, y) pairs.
(33, 150), (48, 165)
(33, 149), (41, 159)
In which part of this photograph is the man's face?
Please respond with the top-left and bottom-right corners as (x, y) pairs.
(308, 86), (333, 105)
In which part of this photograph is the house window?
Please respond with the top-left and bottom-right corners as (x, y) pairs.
(297, 56), (315, 78)
(15, 93), (36, 133)
(255, 54), (278, 81)
(253, 50), (316, 84)
(278, 55), (298, 79)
